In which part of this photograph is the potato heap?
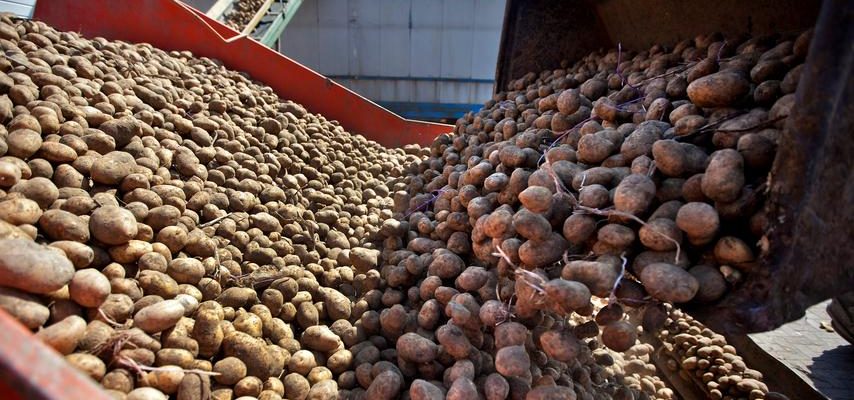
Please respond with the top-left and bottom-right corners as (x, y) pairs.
(658, 307), (780, 400)
(375, 30), (812, 399)
(0, 15), (427, 400)
(223, 0), (267, 32)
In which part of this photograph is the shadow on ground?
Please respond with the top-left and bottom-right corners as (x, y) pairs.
(809, 344), (854, 400)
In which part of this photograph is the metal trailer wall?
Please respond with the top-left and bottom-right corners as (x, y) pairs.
(280, 0), (506, 121)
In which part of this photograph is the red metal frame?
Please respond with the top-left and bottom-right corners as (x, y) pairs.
(33, 0), (453, 148)
(0, 309), (113, 399)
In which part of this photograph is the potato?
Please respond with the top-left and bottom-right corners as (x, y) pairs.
(396, 332), (438, 363)
(91, 151), (137, 185)
(6, 129), (42, 159)
(675, 202), (720, 245)
(177, 373), (211, 400)
(495, 345), (530, 377)
(39, 209), (90, 242)
(410, 379), (445, 400)
(302, 325), (343, 353)
(0, 239), (74, 294)
(652, 140), (708, 177)
(543, 279), (591, 314)
(713, 236), (754, 265)
(0, 160), (21, 187)
(0, 286), (50, 329)
(638, 218), (682, 251)
(0, 197), (43, 225)
(561, 256), (621, 297)
(102, 369), (135, 393)
(0, 219), (33, 240)
(222, 331), (276, 379)
(90, 205), (138, 245)
(701, 149), (744, 203)
(687, 71), (750, 107)
(145, 365), (185, 395)
(518, 233), (568, 268)
(366, 370), (402, 400)
(126, 387), (168, 400)
(109, 239), (153, 263)
(68, 268), (111, 307)
(602, 321), (637, 351)
(134, 299), (185, 333)
(513, 209), (552, 241)
(690, 265), (727, 303)
(283, 373), (311, 400)
(526, 385), (576, 400)
(539, 329), (581, 363)
(214, 357), (248, 386)
(11, 177), (59, 209)
(639, 263), (699, 303)
(167, 258), (205, 285)
(66, 352), (107, 381)
(517, 186), (553, 214)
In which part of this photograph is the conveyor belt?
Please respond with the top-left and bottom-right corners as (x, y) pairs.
(206, 0), (302, 47)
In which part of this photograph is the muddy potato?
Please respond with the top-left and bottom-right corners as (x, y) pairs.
(126, 387), (168, 400)
(68, 268), (110, 307)
(0, 197), (42, 225)
(640, 263), (699, 303)
(638, 218), (682, 251)
(66, 352), (107, 381)
(283, 373), (311, 400)
(561, 256), (621, 297)
(0, 160), (21, 187)
(701, 149), (744, 203)
(366, 370), (403, 400)
(543, 279), (591, 314)
(0, 239), (74, 294)
(690, 265), (728, 303)
(89, 205), (138, 245)
(134, 299), (185, 333)
(0, 286), (50, 329)
(675, 202), (720, 245)
(495, 345), (530, 377)
(713, 236), (754, 265)
(48, 240), (94, 269)
(602, 321), (637, 352)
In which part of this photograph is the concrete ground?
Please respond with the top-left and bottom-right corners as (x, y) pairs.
(748, 300), (854, 400)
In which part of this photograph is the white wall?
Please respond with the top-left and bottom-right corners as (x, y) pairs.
(0, 0), (36, 18)
(181, 0), (217, 12)
(280, 0), (505, 107)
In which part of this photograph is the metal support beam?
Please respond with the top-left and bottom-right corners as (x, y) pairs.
(240, 0), (274, 35)
(259, 0), (302, 47)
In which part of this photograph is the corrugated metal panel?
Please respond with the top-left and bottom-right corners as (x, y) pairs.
(285, 0), (320, 69)
(471, 0), (505, 79)
(379, 0), (410, 76)
(348, 0), (381, 76)
(181, 0), (217, 12)
(409, 0), (443, 78)
(0, 0), (36, 18)
(280, 0), (505, 119)
(440, 0), (475, 78)
(316, 0), (346, 74)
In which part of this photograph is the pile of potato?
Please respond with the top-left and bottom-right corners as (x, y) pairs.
(0, 10), (802, 400)
(658, 307), (783, 400)
(223, 0), (267, 32)
(0, 14), (427, 400)
(379, 29), (812, 399)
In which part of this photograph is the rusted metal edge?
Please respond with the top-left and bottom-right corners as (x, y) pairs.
(0, 309), (112, 400)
